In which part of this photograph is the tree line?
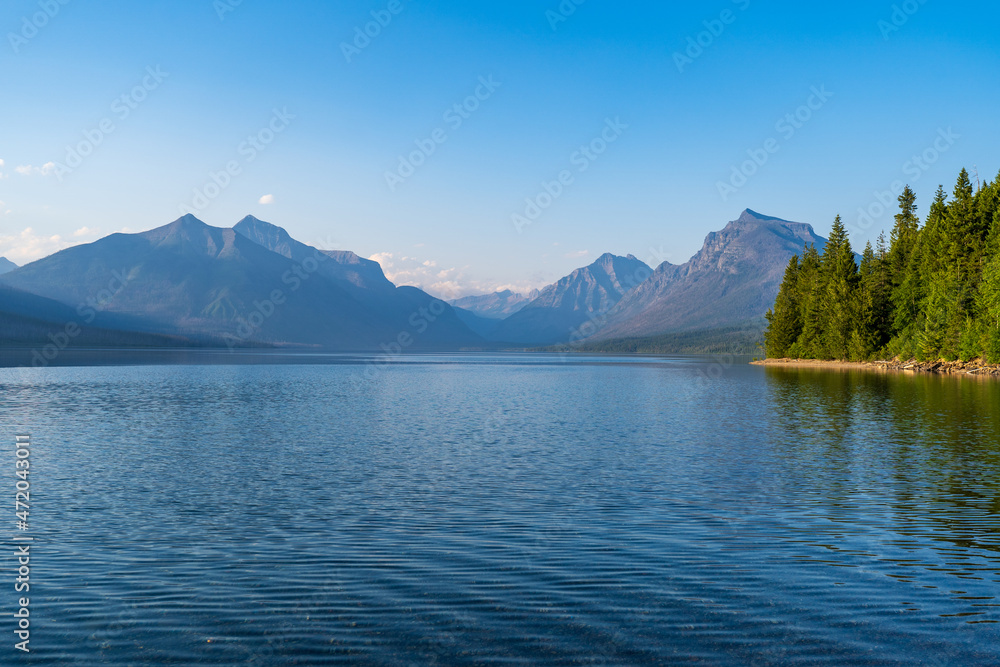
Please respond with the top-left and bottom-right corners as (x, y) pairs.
(765, 167), (1000, 363)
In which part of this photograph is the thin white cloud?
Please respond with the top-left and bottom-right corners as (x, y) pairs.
(258, 194), (275, 205)
(15, 162), (57, 176)
(369, 252), (547, 300)
(73, 227), (99, 237)
(565, 250), (590, 259)
(0, 228), (79, 264)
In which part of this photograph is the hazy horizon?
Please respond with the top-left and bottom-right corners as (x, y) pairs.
(3, 0), (998, 297)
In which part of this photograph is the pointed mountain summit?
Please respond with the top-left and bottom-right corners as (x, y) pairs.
(140, 213), (250, 260)
(234, 215), (393, 293)
(232, 214), (297, 256)
(592, 210), (828, 340)
(0, 215), (482, 348)
(0, 214), (378, 342)
(488, 253), (652, 344)
(0, 257), (17, 275)
(232, 215), (478, 345)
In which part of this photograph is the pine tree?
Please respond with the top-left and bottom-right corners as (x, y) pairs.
(765, 256), (802, 357)
(820, 215), (858, 359)
(921, 185), (950, 276)
(888, 185), (920, 281)
(913, 185), (964, 358)
(791, 244), (824, 358)
(852, 242), (879, 360)
(874, 232), (892, 341)
(980, 208), (1000, 362)
(888, 188), (925, 358)
(919, 273), (960, 360)
(949, 169), (980, 324)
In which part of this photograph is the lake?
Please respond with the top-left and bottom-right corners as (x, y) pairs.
(2, 353), (1000, 665)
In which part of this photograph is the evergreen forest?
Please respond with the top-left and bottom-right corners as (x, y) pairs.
(764, 168), (1000, 363)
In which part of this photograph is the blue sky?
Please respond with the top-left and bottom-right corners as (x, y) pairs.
(1, 0), (998, 297)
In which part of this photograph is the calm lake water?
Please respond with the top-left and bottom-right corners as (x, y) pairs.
(2, 353), (1000, 665)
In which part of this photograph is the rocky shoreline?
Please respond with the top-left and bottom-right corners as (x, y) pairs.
(752, 357), (1000, 377)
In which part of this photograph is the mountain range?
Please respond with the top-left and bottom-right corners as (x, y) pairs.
(0, 215), (480, 350)
(451, 209), (827, 348)
(0, 210), (830, 352)
(448, 290), (537, 339)
(450, 289), (536, 320)
(487, 253), (653, 345)
(591, 209), (827, 340)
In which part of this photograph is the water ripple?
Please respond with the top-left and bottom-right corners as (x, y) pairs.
(0, 354), (999, 664)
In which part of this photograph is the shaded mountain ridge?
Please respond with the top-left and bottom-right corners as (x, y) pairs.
(590, 209), (829, 340)
(0, 209), (830, 351)
(487, 253), (653, 345)
(0, 215), (482, 349)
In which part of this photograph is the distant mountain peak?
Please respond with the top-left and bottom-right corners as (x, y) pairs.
(0, 257), (18, 275)
(590, 252), (644, 270)
(235, 214), (278, 230)
(591, 211), (829, 341)
(738, 209), (787, 223)
(233, 215), (297, 258)
(450, 289), (534, 321)
(234, 214), (290, 237)
(487, 252), (652, 344)
(173, 213), (208, 227)
(231, 215), (402, 294)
